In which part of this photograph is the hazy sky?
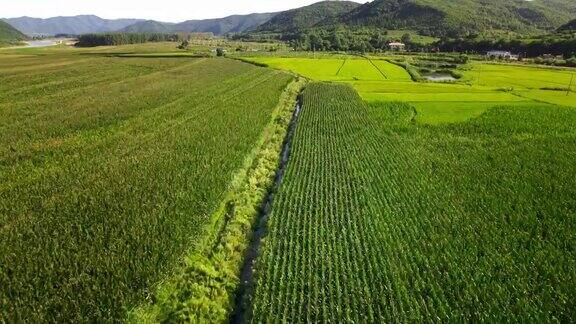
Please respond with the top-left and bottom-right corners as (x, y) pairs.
(2, 0), (366, 22)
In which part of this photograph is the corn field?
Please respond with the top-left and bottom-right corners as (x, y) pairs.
(251, 82), (576, 322)
(0, 54), (292, 321)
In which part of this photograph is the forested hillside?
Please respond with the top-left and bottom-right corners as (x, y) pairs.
(323, 0), (575, 37)
(120, 20), (173, 33)
(558, 19), (576, 32)
(120, 13), (276, 35)
(173, 13), (276, 34)
(256, 1), (360, 32)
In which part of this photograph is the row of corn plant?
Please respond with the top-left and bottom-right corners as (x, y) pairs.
(250, 82), (576, 322)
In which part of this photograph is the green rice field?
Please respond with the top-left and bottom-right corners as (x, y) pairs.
(248, 56), (576, 124)
(249, 57), (411, 81)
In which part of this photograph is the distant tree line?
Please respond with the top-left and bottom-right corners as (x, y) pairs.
(76, 33), (184, 47)
(438, 35), (576, 59)
(286, 29), (576, 58)
(233, 28), (427, 53)
(233, 26), (576, 61)
(296, 29), (432, 52)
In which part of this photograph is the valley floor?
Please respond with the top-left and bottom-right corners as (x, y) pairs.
(1, 42), (575, 322)
(247, 55), (576, 124)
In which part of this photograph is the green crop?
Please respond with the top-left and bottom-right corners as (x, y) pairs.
(247, 57), (411, 81)
(0, 52), (292, 321)
(245, 56), (576, 124)
(129, 78), (306, 323)
(251, 82), (576, 322)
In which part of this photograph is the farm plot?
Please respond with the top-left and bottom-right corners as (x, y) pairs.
(248, 57), (410, 82)
(247, 56), (576, 124)
(461, 62), (576, 91)
(459, 62), (576, 107)
(251, 82), (576, 322)
(248, 57), (345, 80)
(0, 53), (292, 322)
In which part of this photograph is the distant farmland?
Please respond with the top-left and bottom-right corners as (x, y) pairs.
(248, 56), (576, 124)
(0, 51), (292, 321)
(251, 83), (576, 322)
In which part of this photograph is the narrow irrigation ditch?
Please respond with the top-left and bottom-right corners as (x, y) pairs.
(230, 95), (303, 324)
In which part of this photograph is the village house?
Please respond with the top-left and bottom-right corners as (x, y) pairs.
(487, 50), (519, 60)
(388, 42), (406, 51)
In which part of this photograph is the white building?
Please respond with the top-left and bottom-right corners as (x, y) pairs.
(388, 42), (406, 51)
(487, 50), (518, 60)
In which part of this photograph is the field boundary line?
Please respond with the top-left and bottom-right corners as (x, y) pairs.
(366, 58), (388, 80)
(362, 55), (388, 80)
(336, 59), (347, 76)
(230, 80), (306, 324)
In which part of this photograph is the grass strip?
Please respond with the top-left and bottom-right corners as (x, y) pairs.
(386, 58), (423, 81)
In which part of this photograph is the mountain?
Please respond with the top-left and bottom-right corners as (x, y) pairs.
(329, 0), (576, 37)
(0, 20), (26, 44)
(4, 11), (276, 37)
(558, 19), (576, 32)
(172, 13), (277, 35)
(119, 13), (276, 35)
(256, 0), (361, 32)
(5, 0), (574, 38)
(2, 15), (143, 36)
(120, 20), (174, 33)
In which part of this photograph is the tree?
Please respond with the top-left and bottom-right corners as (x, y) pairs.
(177, 39), (189, 50)
(331, 31), (350, 51)
(456, 54), (469, 64)
(308, 31), (325, 51)
(370, 32), (389, 51)
(401, 33), (412, 44)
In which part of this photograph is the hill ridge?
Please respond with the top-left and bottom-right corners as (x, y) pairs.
(0, 20), (26, 44)
(329, 0), (575, 36)
(256, 0), (361, 32)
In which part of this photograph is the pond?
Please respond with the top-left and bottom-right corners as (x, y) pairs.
(423, 73), (457, 82)
(25, 39), (61, 48)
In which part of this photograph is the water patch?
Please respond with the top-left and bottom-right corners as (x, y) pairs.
(423, 73), (457, 82)
(25, 40), (61, 48)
